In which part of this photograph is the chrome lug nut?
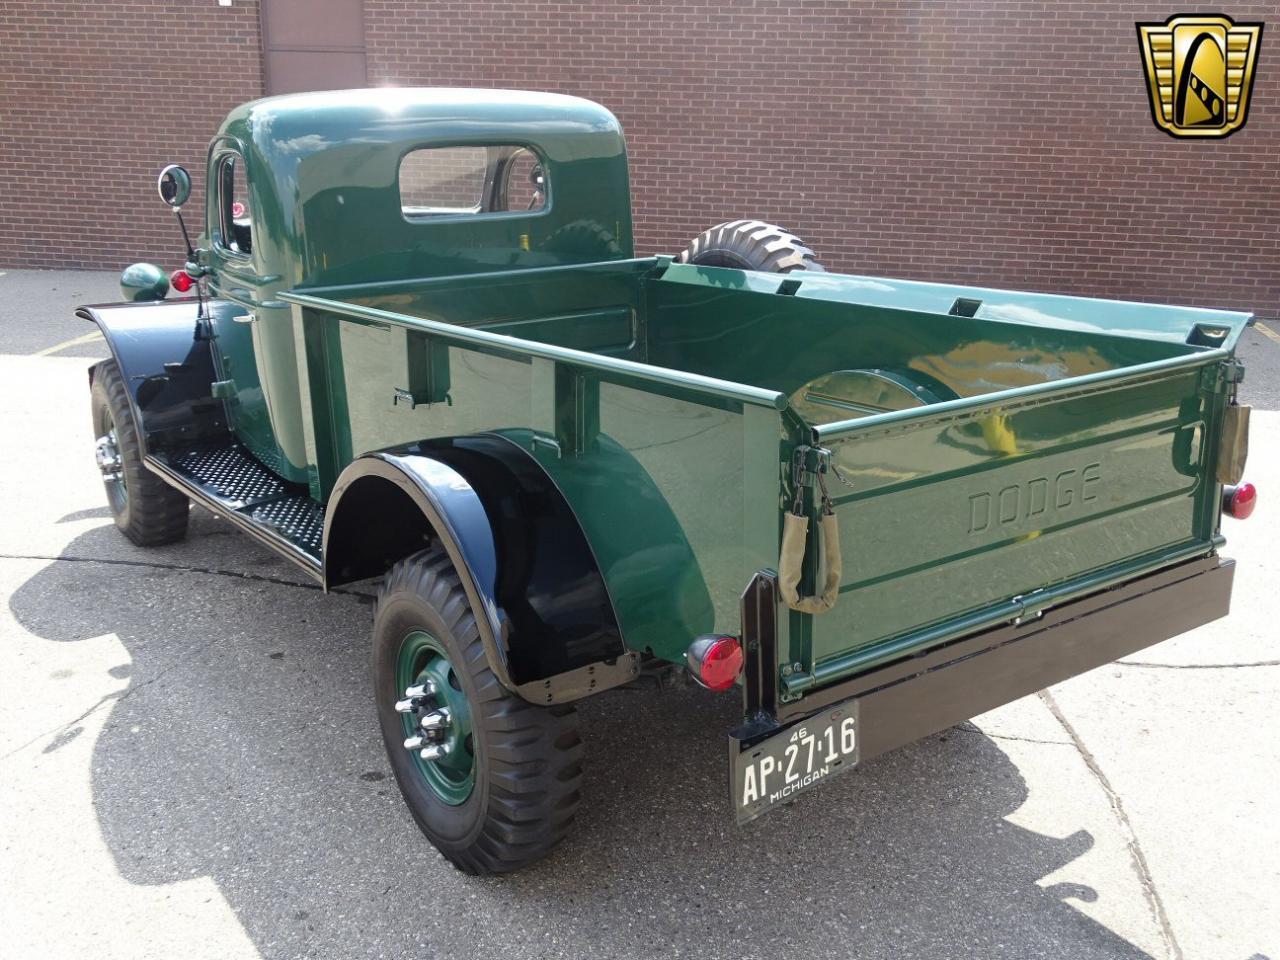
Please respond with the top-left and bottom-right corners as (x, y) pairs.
(417, 707), (451, 732)
(394, 698), (419, 714)
(404, 680), (436, 699)
(403, 734), (427, 751)
(418, 742), (451, 762)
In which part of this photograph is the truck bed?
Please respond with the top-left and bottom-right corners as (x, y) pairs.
(267, 258), (1247, 700)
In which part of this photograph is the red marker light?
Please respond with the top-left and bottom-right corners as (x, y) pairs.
(1223, 482), (1257, 520)
(170, 269), (195, 293)
(686, 634), (744, 691)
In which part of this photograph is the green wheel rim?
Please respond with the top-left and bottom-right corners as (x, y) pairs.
(395, 630), (475, 805)
(95, 406), (128, 513)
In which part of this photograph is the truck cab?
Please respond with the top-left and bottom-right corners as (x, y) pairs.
(198, 88), (633, 489)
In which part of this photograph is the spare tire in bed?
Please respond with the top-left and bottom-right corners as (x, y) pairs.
(676, 219), (825, 273)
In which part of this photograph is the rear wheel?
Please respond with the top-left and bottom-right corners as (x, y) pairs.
(373, 547), (584, 874)
(677, 219), (825, 273)
(89, 359), (189, 546)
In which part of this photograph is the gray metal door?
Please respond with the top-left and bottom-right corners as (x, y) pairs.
(260, 0), (366, 95)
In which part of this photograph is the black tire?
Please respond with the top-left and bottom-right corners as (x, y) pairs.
(373, 548), (584, 874)
(545, 217), (625, 259)
(677, 219), (825, 273)
(89, 359), (189, 546)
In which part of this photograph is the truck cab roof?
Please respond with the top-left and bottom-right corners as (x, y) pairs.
(220, 87), (626, 159)
(208, 87), (634, 287)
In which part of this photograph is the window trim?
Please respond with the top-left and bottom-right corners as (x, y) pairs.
(396, 142), (551, 225)
(211, 148), (253, 261)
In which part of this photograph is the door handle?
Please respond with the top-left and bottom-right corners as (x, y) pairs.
(232, 310), (257, 324)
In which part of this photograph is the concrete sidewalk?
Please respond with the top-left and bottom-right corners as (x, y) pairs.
(0, 269), (1276, 960)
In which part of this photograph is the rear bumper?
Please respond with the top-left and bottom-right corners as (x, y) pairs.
(733, 554), (1234, 763)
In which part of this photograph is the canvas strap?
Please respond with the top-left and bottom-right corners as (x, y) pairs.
(779, 508), (841, 614)
(1216, 402), (1250, 485)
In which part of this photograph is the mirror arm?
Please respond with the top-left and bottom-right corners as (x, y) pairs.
(172, 206), (195, 260)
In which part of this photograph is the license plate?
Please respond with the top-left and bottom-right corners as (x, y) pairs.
(732, 701), (860, 824)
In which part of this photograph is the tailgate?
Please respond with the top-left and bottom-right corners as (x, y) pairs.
(782, 351), (1233, 698)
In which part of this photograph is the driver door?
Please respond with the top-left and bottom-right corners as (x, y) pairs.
(205, 143), (308, 483)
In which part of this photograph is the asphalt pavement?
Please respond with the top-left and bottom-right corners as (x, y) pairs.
(0, 268), (1276, 960)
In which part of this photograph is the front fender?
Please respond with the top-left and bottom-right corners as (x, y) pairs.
(79, 298), (225, 453)
(323, 434), (639, 704)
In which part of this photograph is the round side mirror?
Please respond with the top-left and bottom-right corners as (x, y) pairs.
(157, 164), (192, 208)
(120, 262), (170, 302)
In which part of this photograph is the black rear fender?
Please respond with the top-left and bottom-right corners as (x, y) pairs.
(323, 434), (639, 704)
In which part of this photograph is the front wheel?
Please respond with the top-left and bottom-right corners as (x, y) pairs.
(373, 548), (584, 874)
(89, 359), (189, 546)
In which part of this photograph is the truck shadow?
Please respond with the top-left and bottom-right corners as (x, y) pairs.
(10, 521), (1155, 960)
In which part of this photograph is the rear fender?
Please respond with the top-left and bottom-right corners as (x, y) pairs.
(79, 299), (226, 452)
(323, 434), (639, 705)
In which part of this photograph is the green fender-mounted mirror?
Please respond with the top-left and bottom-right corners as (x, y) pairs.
(157, 164), (191, 207)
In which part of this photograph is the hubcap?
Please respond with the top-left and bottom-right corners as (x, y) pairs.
(395, 630), (474, 804)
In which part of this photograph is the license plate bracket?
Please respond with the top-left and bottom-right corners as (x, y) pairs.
(730, 699), (860, 824)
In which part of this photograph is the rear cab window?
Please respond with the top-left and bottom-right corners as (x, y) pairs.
(398, 145), (547, 220)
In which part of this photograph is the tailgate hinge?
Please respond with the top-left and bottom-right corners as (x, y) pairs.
(1012, 589), (1049, 625)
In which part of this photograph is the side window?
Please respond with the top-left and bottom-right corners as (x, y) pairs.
(215, 153), (253, 257)
(398, 145), (548, 219)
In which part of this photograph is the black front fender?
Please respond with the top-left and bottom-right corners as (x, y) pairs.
(323, 434), (639, 704)
(79, 298), (225, 453)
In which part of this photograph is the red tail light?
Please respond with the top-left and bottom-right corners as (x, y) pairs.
(169, 269), (195, 293)
(686, 634), (744, 691)
(1223, 482), (1257, 520)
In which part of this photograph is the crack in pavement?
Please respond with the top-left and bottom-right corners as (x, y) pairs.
(1039, 689), (1184, 960)
(0, 552), (376, 600)
(0, 632), (225, 763)
(951, 724), (1073, 747)
(0, 689), (125, 763)
(1118, 658), (1280, 670)
(0, 552), (376, 761)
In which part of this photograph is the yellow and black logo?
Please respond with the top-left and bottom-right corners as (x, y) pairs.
(1136, 14), (1263, 138)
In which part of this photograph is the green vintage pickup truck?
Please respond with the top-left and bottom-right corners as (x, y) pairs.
(82, 88), (1255, 874)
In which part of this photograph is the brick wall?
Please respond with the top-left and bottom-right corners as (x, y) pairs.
(364, 0), (1277, 318)
(2, 1), (1276, 319)
(0, 1), (263, 272)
